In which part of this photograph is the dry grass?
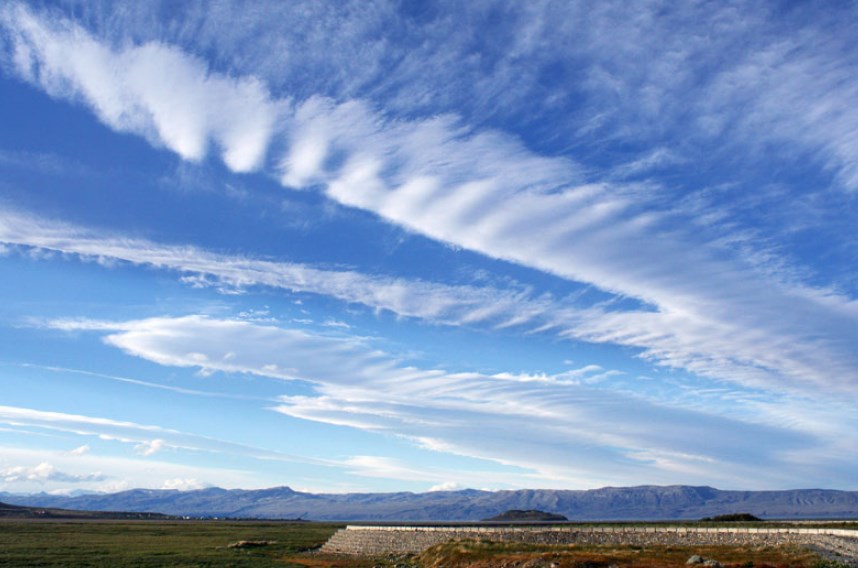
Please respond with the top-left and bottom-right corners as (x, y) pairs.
(416, 540), (838, 568)
(0, 519), (341, 567)
(1, 520), (851, 568)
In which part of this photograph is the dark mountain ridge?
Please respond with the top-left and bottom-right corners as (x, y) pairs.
(2, 485), (857, 521)
(484, 509), (569, 522)
(0, 500), (175, 520)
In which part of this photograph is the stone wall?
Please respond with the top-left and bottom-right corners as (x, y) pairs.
(321, 525), (858, 556)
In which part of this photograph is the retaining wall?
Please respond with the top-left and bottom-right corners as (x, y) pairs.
(321, 525), (858, 556)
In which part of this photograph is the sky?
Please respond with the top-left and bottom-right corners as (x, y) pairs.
(1, 1), (857, 496)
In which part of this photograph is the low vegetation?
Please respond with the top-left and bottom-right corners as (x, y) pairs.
(0, 519), (340, 567)
(1, 519), (854, 568)
(416, 540), (845, 568)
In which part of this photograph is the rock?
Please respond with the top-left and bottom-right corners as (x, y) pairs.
(687, 555), (705, 564)
(703, 561), (722, 568)
(227, 540), (275, 549)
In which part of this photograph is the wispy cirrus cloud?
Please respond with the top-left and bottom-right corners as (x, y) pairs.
(274, 96), (858, 396)
(0, 2), (278, 172)
(38, 313), (857, 490)
(20, 363), (274, 402)
(0, 403), (533, 491)
(694, 16), (858, 191)
(0, 403), (322, 467)
(341, 456), (509, 490)
(21, 1), (858, 192)
(0, 205), (566, 327)
(3, 3), (858, 428)
(3, 205), (858, 400)
(7, 1), (858, 200)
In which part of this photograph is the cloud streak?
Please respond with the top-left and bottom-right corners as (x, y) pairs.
(0, 403), (325, 467)
(4, 3), (858, 399)
(40, 314), (857, 489)
(3, 1), (858, 491)
(278, 95), (858, 396)
(1, 3), (278, 172)
(17, 2), (857, 192)
(3, 3), (857, 401)
(3, 199), (858, 403)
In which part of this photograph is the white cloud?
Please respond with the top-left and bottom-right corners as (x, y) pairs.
(51, 1), (858, 195)
(42, 314), (857, 489)
(0, 462), (106, 484)
(342, 457), (506, 491)
(344, 456), (440, 483)
(4, 206), (858, 401)
(428, 481), (462, 492)
(273, 95), (858, 396)
(0, 3), (278, 172)
(0, 446), (263, 493)
(697, 22), (858, 191)
(134, 439), (166, 457)
(161, 477), (206, 491)
(0, 207), (551, 330)
(4, 3), (858, 402)
(0, 404), (168, 441)
(68, 444), (90, 456)
(0, 404), (324, 467)
(2, 3), (858, 429)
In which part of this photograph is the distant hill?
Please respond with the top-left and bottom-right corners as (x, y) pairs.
(3, 485), (858, 521)
(701, 513), (763, 522)
(483, 509), (568, 522)
(0, 500), (176, 520)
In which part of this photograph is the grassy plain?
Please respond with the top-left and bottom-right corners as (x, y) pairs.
(0, 520), (852, 568)
(0, 520), (347, 567)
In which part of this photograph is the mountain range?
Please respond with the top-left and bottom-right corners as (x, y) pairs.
(2, 485), (857, 521)
(0, 500), (177, 520)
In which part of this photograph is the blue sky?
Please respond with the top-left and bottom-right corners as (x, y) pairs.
(1, 1), (857, 495)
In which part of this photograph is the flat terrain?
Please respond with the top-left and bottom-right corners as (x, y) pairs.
(0, 520), (346, 567)
(417, 540), (850, 568)
(0, 519), (853, 568)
